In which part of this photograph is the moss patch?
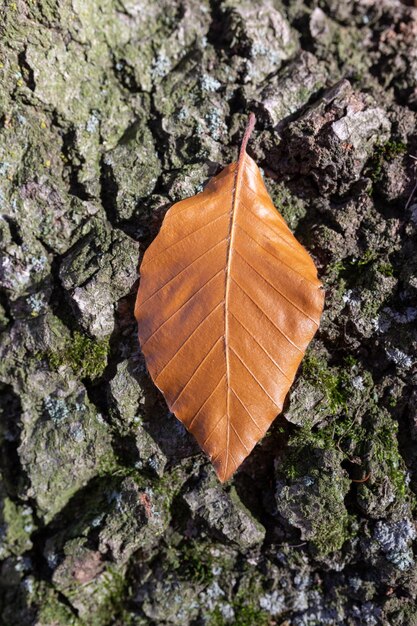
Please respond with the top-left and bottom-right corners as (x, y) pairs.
(181, 543), (216, 585)
(278, 448), (353, 556)
(43, 331), (110, 379)
(368, 139), (407, 185)
(209, 602), (269, 626)
(284, 358), (410, 522)
(267, 181), (307, 230)
(1, 498), (34, 557)
(366, 409), (408, 502)
(327, 249), (392, 288)
(301, 353), (354, 414)
(37, 593), (80, 626)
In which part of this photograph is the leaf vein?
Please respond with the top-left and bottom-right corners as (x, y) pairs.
(231, 276), (303, 353)
(230, 387), (263, 433)
(229, 345), (278, 407)
(141, 267), (224, 347)
(165, 188), (232, 220)
(230, 422), (249, 453)
(235, 249), (319, 326)
(235, 220), (319, 288)
(229, 310), (291, 383)
(241, 180), (295, 231)
(203, 413), (227, 447)
(142, 209), (229, 268)
(189, 374), (226, 431)
(140, 238), (226, 306)
(155, 301), (223, 382)
(171, 336), (223, 410)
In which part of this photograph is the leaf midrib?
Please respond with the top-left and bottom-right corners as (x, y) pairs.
(224, 154), (246, 477)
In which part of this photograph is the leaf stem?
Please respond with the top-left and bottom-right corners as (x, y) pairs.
(238, 112), (256, 165)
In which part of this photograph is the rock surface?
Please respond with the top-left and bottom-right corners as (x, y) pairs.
(1, 0), (417, 624)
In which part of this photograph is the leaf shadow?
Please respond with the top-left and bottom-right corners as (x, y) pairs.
(106, 266), (200, 472)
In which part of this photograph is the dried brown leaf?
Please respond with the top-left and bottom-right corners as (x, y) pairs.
(135, 114), (325, 481)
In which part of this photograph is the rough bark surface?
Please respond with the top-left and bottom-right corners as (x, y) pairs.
(0, 1), (417, 625)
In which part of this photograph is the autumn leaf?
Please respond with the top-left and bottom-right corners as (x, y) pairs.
(135, 113), (325, 482)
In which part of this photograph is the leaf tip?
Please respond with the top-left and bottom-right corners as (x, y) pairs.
(212, 455), (236, 483)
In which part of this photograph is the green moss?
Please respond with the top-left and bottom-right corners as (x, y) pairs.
(368, 139), (407, 185)
(42, 331), (109, 379)
(267, 182), (307, 230)
(2, 498), (34, 556)
(384, 598), (417, 626)
(332, 26), (369, 79)
(285, 363), (409, 508)
(165, 537), (238, 589)
(65, 565), (128, 626)
(370, 412), (407, 500)
(180, 543), (215, 584)
(356, 249), (378, 267)
(328, 249), (378, 282)
(302, 354), (352, 414)
(279, 447), (353, 555)
(96, 455), (130, 478)
(37, 594), (79, 626)
(208, 607), (228, 626)
(233, 603), (269, 626)
(32, 581), (80, 626)
(94, 566), (128, 622)
(286, 358), (373, 477)
(209, 602), (269, 626)
(377, 261), (394, 277)
(309, 476), (353, 556)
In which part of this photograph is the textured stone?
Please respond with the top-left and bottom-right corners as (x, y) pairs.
(220, 0), (299, 86)
(102, 113), (162, 221)
(18, 374), (114, 522)
(60, 229), (139, 338)
(97, 477), (171, 563)
(275, 449), (351, 556)
(251, 51), (327, 127)
(268, 79), (391, 195)
(183, 471), (265, 549)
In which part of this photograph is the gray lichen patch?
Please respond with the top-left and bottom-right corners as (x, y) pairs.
(219, 0), (299, 86)
(153, 49), (232, 169)
(98, 476), (172, 563)
(51, 538), (128, 625)
(18, 377), (114, 522)
(374, 517), (416, 572)
(102, 109), (162, 221)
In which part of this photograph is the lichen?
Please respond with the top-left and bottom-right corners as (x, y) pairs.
(267, 181), (307, 230)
